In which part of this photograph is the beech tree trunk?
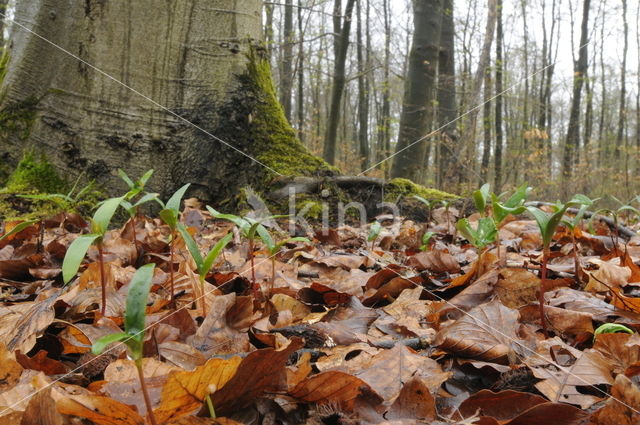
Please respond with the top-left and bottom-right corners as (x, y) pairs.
(562, 0), (590, 182)
(390, 0), (443, 182)
(0, 0), (330, 201)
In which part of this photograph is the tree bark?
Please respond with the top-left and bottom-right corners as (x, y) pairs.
(615, 0), (627, 162)
(0, 0), (332, 202)
(280, 0), (294, 121)
(390, 0), (443, 182)
(296, 0), (304, 142)
(493, 0), (503, 190)
(376, 0), (391, 176)
(322, 0), (355, 165)
(435, 0), (457, 189)
(356, 0), (369, 171)
(562, 0), (590, 182)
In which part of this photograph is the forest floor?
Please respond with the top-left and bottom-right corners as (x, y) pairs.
(0, 193), (640, 424)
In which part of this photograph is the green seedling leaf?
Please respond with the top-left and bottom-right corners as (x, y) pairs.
(134, 192), (159, 208)
(473, 183), (491, 215)
(91, 196), (124, 235)
(62, 234), (100, 284)
(118, 169), (135, 189)
(0, 219), (39, 241)
(138, 169), (154, 187)
(202, 233), (233, 277)
(420, 231), (436, 251)
(177, 222), (204, 272)
(207, 207), (250, 231)
(123, 263), (156, 358)
(594, 323), (634, 338)
(413, 195), (432, 207)
(91, 332), (131, 355)
(491, 183), (530, 224)
(159, 208), (179, 229)
(165, 183), (190, 213)
(368, 221), (382, 242)
(456, 217), (497, 249)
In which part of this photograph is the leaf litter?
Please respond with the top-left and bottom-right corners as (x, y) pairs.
(0, 201), (639, 424)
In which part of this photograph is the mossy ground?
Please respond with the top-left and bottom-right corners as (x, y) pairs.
(0, 151), (104, 221)
(384, 178), (458, 203)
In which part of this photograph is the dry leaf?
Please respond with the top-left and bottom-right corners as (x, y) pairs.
(386, 377), (437, 421)
(290, 370), (382, 411)
(56, 395), (145, 425)
(591, 374), (640, 425)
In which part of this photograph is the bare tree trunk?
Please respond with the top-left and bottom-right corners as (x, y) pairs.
(436, 0), (457, 189)
(562, 0), (591, 183)
(322, 0), (355, 165)
(0, 0), (7, 47)
(493, 0), (503, 190)
(615, 0), (628, 162)
(481, 66), (492, 183)
(0, 0), (332, 202)
(597, 7), (606, 167)
(356, 0), (369, 170)
(459, 0), (497, 186)
(280, 0), (294, 121)
(264, 2), (275, 60)
(296, 0), (305, 142)
(376, 0), (391, 176)
(390, 0), (444, 181)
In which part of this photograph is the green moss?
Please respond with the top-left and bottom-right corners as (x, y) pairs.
(295, 197), (324, 220)
(245, 53), (338, 177)
(5, 151), (67, 193)
(384, 178), (458, 203)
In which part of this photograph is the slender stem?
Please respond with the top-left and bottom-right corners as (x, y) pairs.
(36, 220), (44, 253)
(271, 256), (276, 297)
(98, 242), (107, 317)
(131, 213), (140, 262)
(249, 239), (257, 297)
(206, 394), (216, 418)
(571, 231), (580, 284)
(169, 231), (175, 306)
(135, 359), (158, 425)
(199, 275), (206, 317)
(539, 246), (550, 338)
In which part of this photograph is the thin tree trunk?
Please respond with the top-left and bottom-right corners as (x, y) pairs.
(562, 0), (591, 183)
(280, 0), (294, 121)
(481, 66), (492, 183)
(322, 0), (355, 165)
(436, 0), (457, 189)
(296, 0), (305, 142)
(376, 0), (391, 175)
(458, 0), (497, 185)
(597, 6), (606, 166)
(390, 0), (444, 181)
(493, 0), (503, 190)
(615, 0), (628, 162)
(356, 0), (369, 170)
(264, 2), (275, 60)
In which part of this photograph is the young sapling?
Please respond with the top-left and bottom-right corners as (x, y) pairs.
(62, 196), (124, 317)
(420, 231), (436, 251)
(561, 195), (597, 283)
(367, 221), (382, 250)
(156, 183), (191, 304)
(92, 263), (158, 425)
(118, 169), (156, 256)
(177, 226), (233, 316)
(526, 196), (588, 337)
(261, 232), (309, 295)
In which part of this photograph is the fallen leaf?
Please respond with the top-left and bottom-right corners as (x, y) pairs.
(56, 395), (145, 425)
(290, 370), (382, 411)
(386, 377), (437, 421)
(591, 374), (640, 425)
(435, 299), (526, 363)
(495, 268), (540, 309)
(406, 249), (460, 273)
(0, 290), (58, 353)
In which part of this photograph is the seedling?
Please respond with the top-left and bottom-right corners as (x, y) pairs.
(207, 207), (286, 296)
(155, 183), (191, 304)
(413, 195), (436, 224)
(0, 219), (39, 241)
(473, 183), (492, 217)
(62, 196), (124, 317)
(589, 196), (640, 255)
(526, 196), (588, 337)
(368, 221), (382, 250)
(177, 226), (233, 316)
(92, 263), (158, 425)
(491, 183), (530, 261)
(593, 323), (634, 340)
(420, 231), (436, 251)
(561, 195), (597, 283)
(263, 234), (309, 295)
(118, 169), (156, 257)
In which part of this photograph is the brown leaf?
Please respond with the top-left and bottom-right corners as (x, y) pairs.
(525, 338), (611, 408)
(454, 389), (547, 421)
(0, 290), (58, 353)
(56, 395), (145, 425)
(154, 356), (242, 422)
(211, 339), (304, 416)
(386, 377), (437, 421)
(435, 299), (524, 363)
(363, 275), (422, 307)
(354, 345), (448, 402)
(21, 388), (69, 425)
(406, 249), (460, 273)
(0, 344), (23, 392)
(158, 341), (206, 370)
(591, 374), (640, 425)
(15, 350), (68, 375)
(592, 332), (640, 376)
(290, 371), (382, 411)
(519, 304), (594, 337)
(495, 268), (540, 309)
